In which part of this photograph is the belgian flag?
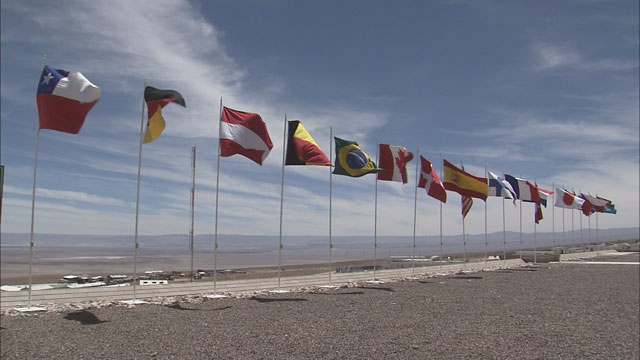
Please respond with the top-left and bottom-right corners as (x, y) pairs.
(285, 121), (331, 166)
(143, 86), (186, 144)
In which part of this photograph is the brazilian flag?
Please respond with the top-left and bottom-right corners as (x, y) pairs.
(333, 137), (381, 177)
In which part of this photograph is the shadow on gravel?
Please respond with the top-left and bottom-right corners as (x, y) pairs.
(510, 268), (539, 272)
(308, 291), (365, 296)
(451, 276), (483, 280)
(166, 303), (200, 311)
(495, 270), (513, 273)
(416, 280), (436, 284)
(249, 296), (308, 303)
(63, 310), (109, 325)
(357, 287), (396, 292)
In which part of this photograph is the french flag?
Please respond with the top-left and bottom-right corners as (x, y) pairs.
(36, 65), (100, 134)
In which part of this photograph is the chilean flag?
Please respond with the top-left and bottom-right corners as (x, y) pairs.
(36, 65), (100, 134)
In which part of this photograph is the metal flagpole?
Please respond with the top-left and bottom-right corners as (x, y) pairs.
(211, 97), (223, 297)
(462, 212), (466, 265)
(189, 146), (196, 282)
(373, 141), (379, 281)
(534, 212), (537, 264)
(596, 212), (600, 243)
(131, 80), (147, 302)
(411, 148), (419, 277)
(552, 183), (555, 247)
(579, 209), (583, 248)
(562, 208), (566, 246)
(502, 195), (506, 267)
(328, 127), (333, 286)
(588, 214), (591, 247)
(25, 55), (46, 310)
(277, 114), (287, 291)
(484, 167), (488, 265)
(439, 154), (443, 271)
(571, 209), (575, 247)
(27, 127), (40, 309)
(519, 199), (523, 259)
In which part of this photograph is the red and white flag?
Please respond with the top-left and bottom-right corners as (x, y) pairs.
(461, 195), (473, 218)
(377, 144), (413, 183)
(554, 188), (584, 209)
(220, 106), (273, 165)
(581, 194), (610, 213)
(417, 156), (446, 203)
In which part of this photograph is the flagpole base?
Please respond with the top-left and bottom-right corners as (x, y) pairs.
(365, 280), (385, 285)
(120, 299), (147, 305)
(319, 285), (339, 289)
(14, 306), (46, 313)
(204, 294), (227, 299)
(269, 289), (289, 294)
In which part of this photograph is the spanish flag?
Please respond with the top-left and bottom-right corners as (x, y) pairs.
(333, 137), (381, 177)
(443, 159), (488, 200)
(143, 86), (186, 144)
(285, 121), (331, 166)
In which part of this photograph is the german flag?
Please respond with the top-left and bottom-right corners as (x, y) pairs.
(143, 86), (186, 143)
(285, 121), (331, 166)
(443, 159), (488, 200)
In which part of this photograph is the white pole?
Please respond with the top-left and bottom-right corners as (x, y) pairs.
(373, 141), (379, 280)
(27, 128), (40, 309)
(502, 196), (506, 267)
(132, 80), (147, 301)
(462, 212), (466, 266)
(562, 208), (566, 246)
(277, 115), (287, 290)
(596, 213), (600, 243)
(189, 146), (196, 282)
(519, 199), (523, 259)
(439, 154), (443, 271)
(534, 211), (537, 264)
(588, 214), (591, 247)
(213, 98), (222, 296)
(484, 167), (488, 265)
(571, 209), (575, 247)
(411, 148), (419, 276)
(579, 209), (583, 248)
(552, 182), (555, 247)
(328, 127), (333, 286)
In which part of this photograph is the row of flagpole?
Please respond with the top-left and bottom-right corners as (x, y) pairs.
(23, 71), (616, 309)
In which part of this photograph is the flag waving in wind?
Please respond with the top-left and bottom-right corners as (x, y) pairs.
(488, 171), (516, 203)
(442, 160), (488, 200)
(417, 156), (446, 203)
(462, 195), (473, 218)
(143, 86), (186, 143)
(554, 188), (585, 210)
(285, 121), (331, 166)
(36, 65), (100, 134)
(377, 144), (413, 183)
(333, 137), (380, 177)
(220, 106), (273, 165)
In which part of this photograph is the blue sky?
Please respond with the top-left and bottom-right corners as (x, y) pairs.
(1, 0), (638, 238)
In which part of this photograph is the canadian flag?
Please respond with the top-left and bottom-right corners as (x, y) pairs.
(377, 144), (413, 183)
(220, 106), (273, 165)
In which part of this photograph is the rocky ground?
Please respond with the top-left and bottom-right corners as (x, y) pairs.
(1, 253), (638, 359)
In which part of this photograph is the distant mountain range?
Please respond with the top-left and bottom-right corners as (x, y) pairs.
(2, 227), (638, 253)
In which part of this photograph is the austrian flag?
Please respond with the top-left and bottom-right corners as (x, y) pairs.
(220, 107), (273, 165)
(377, 144), (413, 183)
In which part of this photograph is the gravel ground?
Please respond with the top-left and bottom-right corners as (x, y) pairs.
(1, 254), (638, 359)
